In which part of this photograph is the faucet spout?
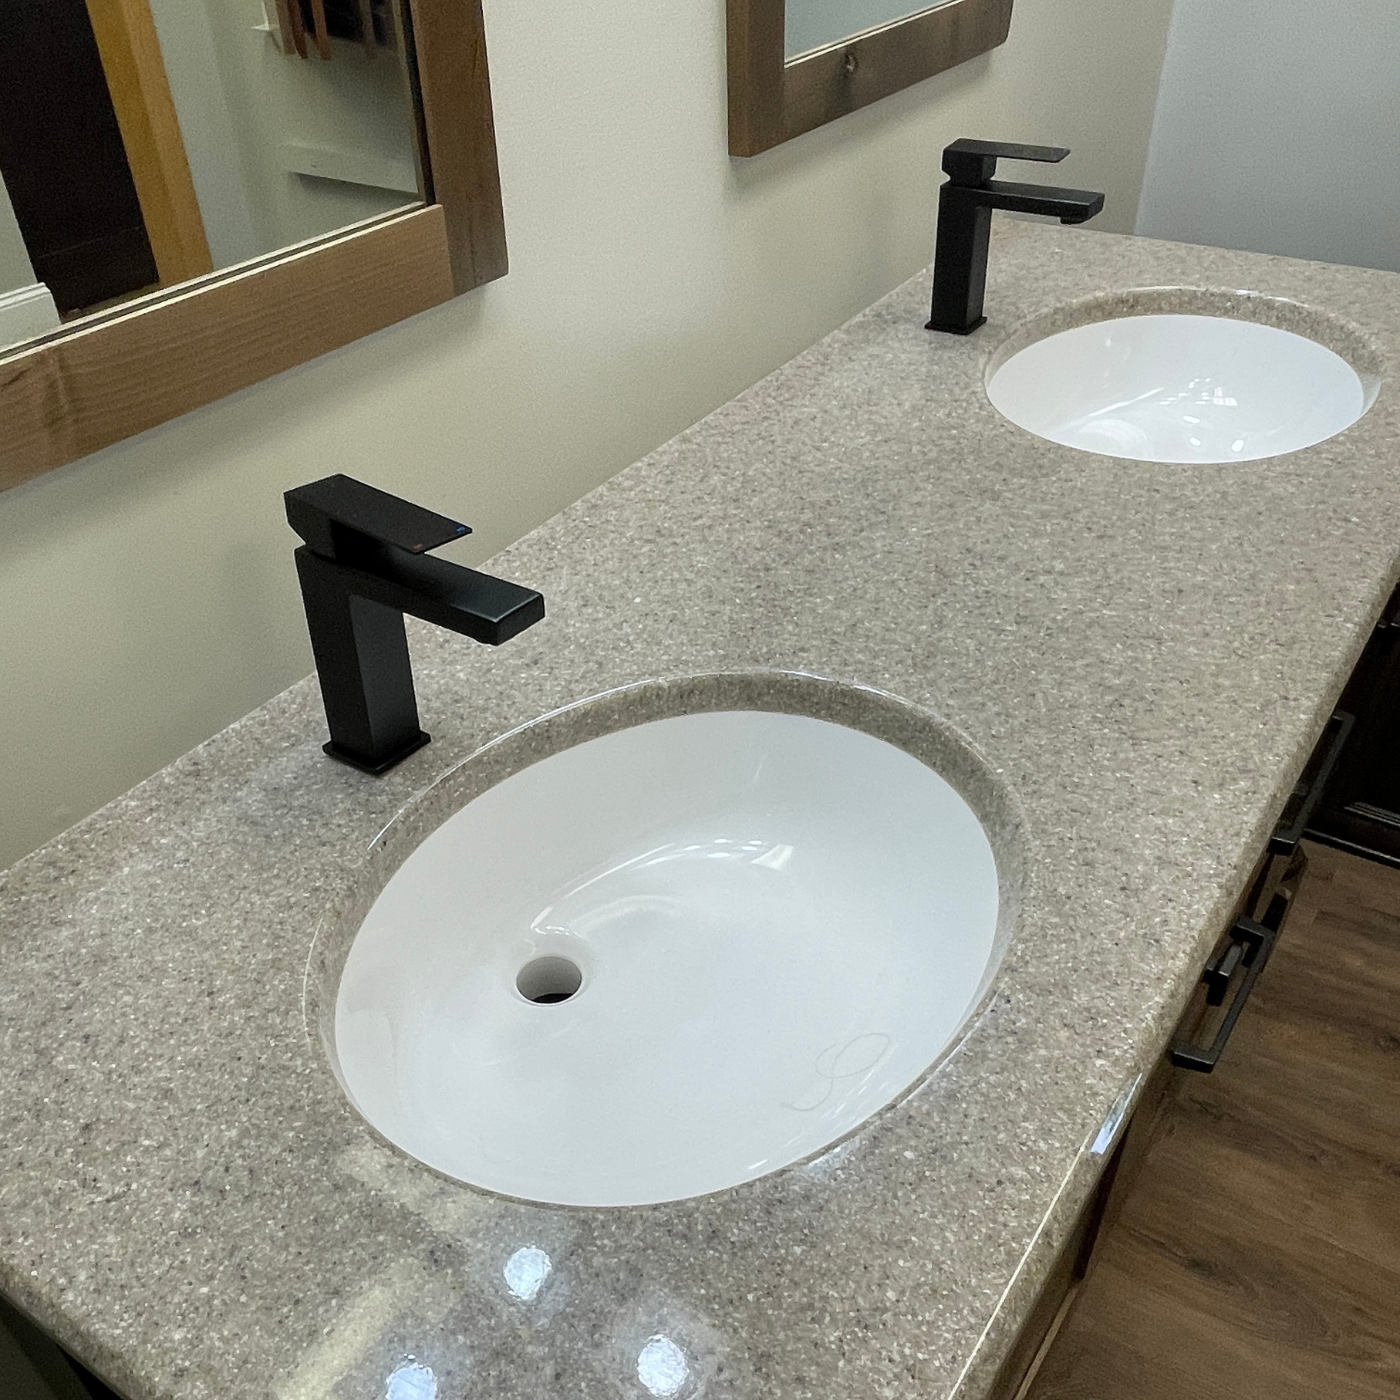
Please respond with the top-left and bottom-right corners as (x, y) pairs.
(968, 179), (1105, 224)
(286, 475), (545, 774)
(302, 544), (545, 648)
(926, 139), (1105, 335)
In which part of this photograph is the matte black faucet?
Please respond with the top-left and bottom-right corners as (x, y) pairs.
(926, 139), (1105, 336)
(285, 474), (545, 774)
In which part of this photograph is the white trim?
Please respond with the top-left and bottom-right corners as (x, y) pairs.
(280, 140), (419, 196)
(0, 282), (61, 351)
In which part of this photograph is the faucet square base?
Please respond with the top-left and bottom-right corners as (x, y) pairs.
(323, 730), (431, 775)
(926, 316), (986, 335)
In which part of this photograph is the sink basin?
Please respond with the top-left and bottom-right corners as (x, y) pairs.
(325, 685), (1012, 1207)
(987, 311), (1375, 463)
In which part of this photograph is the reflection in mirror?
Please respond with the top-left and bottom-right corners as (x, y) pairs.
(729, 0), (1013, 157)
(786, 0), (934, 59)
(0, 0), (422, 356)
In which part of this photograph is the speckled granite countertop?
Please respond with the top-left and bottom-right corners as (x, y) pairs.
(5, 219), (1400, 1400)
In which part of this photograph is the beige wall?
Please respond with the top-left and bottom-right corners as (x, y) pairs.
(0, 0), (1174, 870)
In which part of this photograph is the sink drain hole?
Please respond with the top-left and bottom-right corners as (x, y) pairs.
(516, 956), (583, 1004)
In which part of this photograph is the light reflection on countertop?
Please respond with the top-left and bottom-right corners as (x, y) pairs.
(386, 1360), (437, 1400)
(637, 1336), (690, 1398)
(503, 1247), (552, 1303)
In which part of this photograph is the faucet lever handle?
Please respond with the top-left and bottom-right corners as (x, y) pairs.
(942, 138), (1071, 185)
(285, 474), (471, 561)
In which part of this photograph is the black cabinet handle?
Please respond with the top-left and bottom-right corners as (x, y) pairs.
(1171, 848), (1306, 1073)
(1171, 919), (1274, 1073)
(1202, 938), (1246, 1006)
(1271, 710), (1353, 855)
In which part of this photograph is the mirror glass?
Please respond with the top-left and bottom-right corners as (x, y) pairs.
(0, 0), (422, 356)
(786, 0), (937, 58)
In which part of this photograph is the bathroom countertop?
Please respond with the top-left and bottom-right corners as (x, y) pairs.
(5, 219), (1400, 1400)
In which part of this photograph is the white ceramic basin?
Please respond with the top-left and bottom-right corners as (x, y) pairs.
(987, 313), (1371, 463)
(333, 709), (1001, 1207)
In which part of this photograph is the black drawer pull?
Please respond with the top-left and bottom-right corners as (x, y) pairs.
(1270, 710), (1353, 855)
(1202, 938), (1248, 1006)
(1171, 917), (1276, 1072)
(1171, 849), (1305, 1073)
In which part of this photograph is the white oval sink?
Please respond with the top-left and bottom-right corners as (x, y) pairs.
(331, 706), (1003, 1207)
(987, 313), (1372, 463)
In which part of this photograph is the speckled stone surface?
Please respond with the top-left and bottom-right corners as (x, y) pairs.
(5, 219), (1400, 1400)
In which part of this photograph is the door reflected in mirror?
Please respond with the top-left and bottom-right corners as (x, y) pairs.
(0, 0), (422, 355)
(786, 0), (936, 59)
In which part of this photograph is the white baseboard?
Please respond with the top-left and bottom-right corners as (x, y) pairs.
(0, 282), (61, 351)
(280, 140), (419, 196)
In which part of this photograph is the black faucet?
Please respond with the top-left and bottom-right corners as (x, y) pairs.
(285, 474), (545, 774)
(926, 139), (1104, 336)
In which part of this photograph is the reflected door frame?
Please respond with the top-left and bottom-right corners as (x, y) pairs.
(726, 0), (1014, 156)
(0, 0), (505, 493)
(84, 0), (214, 287)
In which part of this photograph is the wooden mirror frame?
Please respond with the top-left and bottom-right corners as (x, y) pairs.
(727, 0), (1013, 156)
(0, 0), (505, 493)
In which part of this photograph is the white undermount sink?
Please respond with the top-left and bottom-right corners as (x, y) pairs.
(328, 695), (1008, 1207)
(987, 310), (1377, 463)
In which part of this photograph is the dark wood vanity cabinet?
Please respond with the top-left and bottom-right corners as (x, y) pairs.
(1305, 583), (1400, 866)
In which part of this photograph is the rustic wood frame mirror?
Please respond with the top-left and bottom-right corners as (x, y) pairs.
(0, 0), (504, 493)
(727, 0), (1013, 156)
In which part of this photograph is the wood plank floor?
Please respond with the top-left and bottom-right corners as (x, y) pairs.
(1027, 841), (1400, 1400)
